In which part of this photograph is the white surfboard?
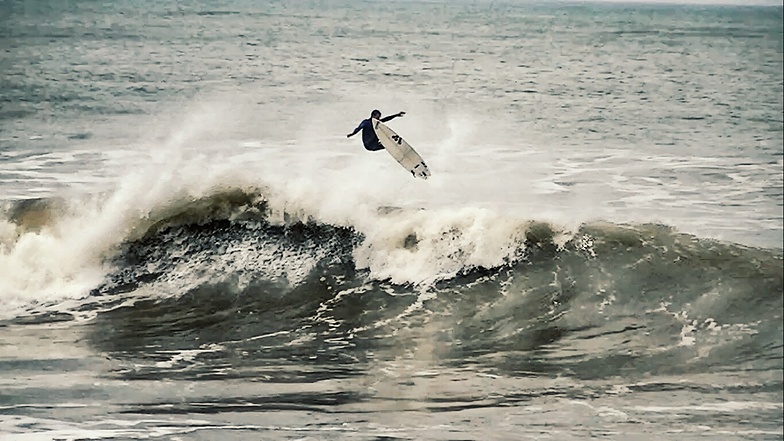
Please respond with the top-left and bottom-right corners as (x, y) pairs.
(373, 119), (431, 179)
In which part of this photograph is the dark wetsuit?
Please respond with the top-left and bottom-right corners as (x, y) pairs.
(349, 114), (402, 151)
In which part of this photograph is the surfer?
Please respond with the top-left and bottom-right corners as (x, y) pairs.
(347, 109), (405, 151)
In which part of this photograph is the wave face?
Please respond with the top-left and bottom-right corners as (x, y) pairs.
(38, 188), (770, 383)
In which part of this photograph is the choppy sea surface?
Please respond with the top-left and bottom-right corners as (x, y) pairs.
(1, 1), (782, 440)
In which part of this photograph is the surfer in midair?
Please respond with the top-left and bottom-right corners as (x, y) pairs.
(347, 109), (405, 151)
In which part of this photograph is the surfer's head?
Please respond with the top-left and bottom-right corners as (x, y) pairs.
(370, 109), (381, 119)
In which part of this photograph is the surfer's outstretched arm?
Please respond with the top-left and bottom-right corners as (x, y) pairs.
(347, 124), (362, 138)
(381, 111), (405, 123)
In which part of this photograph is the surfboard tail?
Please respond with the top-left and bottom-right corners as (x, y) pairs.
(412, 162), (430, 179)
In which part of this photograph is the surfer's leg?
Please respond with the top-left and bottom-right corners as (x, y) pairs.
(365, 141), (385, 151)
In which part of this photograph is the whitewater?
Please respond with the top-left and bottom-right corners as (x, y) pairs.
(0, 1), (782, 440)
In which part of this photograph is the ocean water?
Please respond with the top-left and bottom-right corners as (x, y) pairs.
(1, 1), (782, 440)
